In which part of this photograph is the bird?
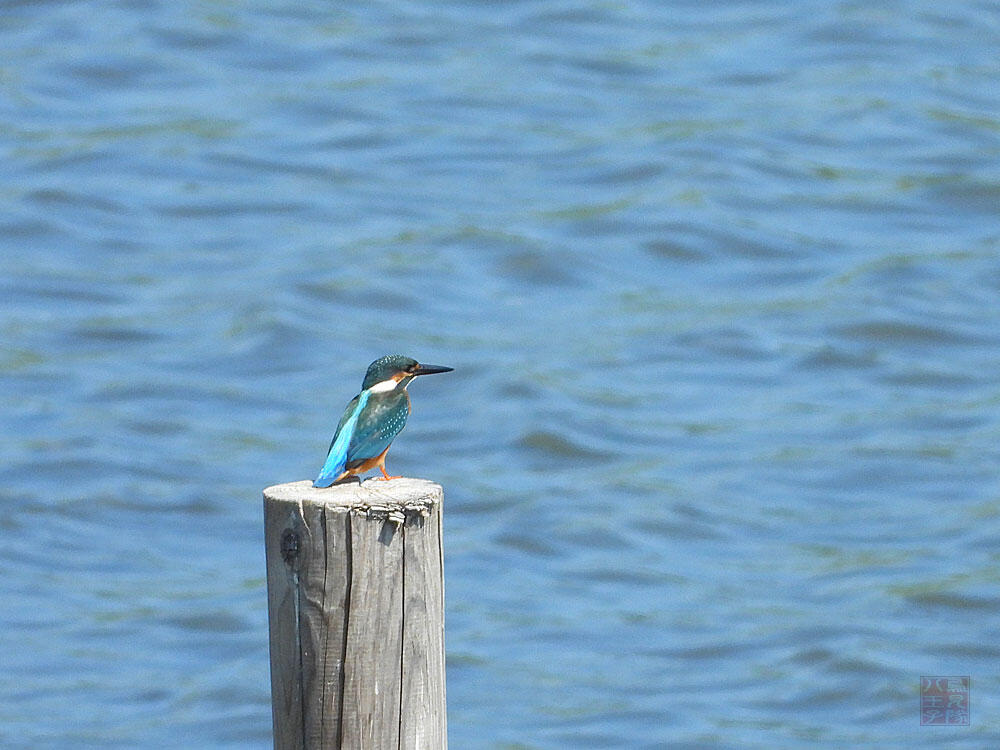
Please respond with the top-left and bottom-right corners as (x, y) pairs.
(313, 355), (453, 488)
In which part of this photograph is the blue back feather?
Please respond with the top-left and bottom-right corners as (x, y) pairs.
(313, 390), (370, 487)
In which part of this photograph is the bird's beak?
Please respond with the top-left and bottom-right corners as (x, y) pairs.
(412, 363), (454, 376)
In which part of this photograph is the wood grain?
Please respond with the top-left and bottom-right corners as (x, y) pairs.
(263, 479), (447, 750)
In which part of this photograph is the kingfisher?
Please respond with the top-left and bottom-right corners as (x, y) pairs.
(313, 355), (453, 487)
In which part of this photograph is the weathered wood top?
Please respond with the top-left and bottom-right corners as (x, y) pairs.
(263, 477), (443, 512)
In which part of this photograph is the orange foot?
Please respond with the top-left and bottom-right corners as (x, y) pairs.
(378, 465), (402, 481)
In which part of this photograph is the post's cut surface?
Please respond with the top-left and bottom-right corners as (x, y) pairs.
(263, 478), (447, 750)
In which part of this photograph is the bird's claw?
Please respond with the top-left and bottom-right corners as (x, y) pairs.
(377, 465), (402, 481)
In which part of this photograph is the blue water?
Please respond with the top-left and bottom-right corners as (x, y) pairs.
(3, 1), (999, 747)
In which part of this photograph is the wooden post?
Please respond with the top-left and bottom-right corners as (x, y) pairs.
(263, 478), (447, 750)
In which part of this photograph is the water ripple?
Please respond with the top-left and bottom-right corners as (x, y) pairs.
(3, 1), (999, 748)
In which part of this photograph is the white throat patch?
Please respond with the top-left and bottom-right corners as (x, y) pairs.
(368, 378), (398, 393)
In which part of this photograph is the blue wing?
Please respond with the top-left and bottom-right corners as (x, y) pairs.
(344, 391), (409, 470)
(313, 390), (370, 487)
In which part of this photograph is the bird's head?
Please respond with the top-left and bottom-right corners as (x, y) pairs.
(362, 354), (453, 392)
